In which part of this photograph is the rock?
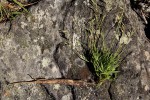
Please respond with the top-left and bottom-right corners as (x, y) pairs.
(0, 0), (149, 100)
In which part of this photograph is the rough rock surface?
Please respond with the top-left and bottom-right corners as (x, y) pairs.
(0, 0), (150, 100)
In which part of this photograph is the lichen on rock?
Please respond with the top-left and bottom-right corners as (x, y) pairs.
(0, 0), (149, 100)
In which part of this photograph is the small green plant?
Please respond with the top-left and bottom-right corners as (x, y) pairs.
(83, 21), (122, 85)
(60, 0), (134, 85)
(77, 0), (134, 85)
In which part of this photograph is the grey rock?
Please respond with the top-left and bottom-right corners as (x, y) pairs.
(0, 0), (149, 100)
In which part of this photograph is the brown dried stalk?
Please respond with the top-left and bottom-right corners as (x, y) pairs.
(10, 79), (95, 87)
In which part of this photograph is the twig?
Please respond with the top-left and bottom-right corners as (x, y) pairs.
(4, 1), (39, 11)
(10, 79), (95, 87)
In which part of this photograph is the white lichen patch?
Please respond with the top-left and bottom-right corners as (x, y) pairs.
(115, 32), (132, 44)
(119, 35), (131, 44)
(35, 10), (45, 22)
(50, 0), (64, 12)
(41, 36), (45, 42)
(33, 39), (38, 43)
(72, 17), (85, 50)
(61, 93), (72, 100)
(53, 84), (60, 90)
(54, 0), (62, 8)
(27, 97), (31, 100)
(22, 52), (30, 61)
(51, 66), (59, 73)
(144, 51), (150, 61)
(20, 45), (41, 62)
(83, 0), (90, 6)
(140, 67), (150, 92)
(31, 9), (45, 30)
(116, 84), (125, 95)
(72, 33), (80, 50)
(32, 23), (44, 30)
(0, 33), (15, 49)
(133, 60), (141, 71)
(74, 1), (78, 6)
(31, 85), (40, 93)
(41, 57), (50, 67)
(21, 22), (27, 29)
(32, 45), (42, 58)
(144, 85), (150, 91)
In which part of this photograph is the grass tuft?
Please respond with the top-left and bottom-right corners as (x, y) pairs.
(60, 0), (134, 85)
(0, 0), (38, 22)
(76, 0), (134, 85)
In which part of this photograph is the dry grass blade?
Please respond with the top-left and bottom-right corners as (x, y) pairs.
(0, 0), (39, 23)
(10, 79), (95, 86)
